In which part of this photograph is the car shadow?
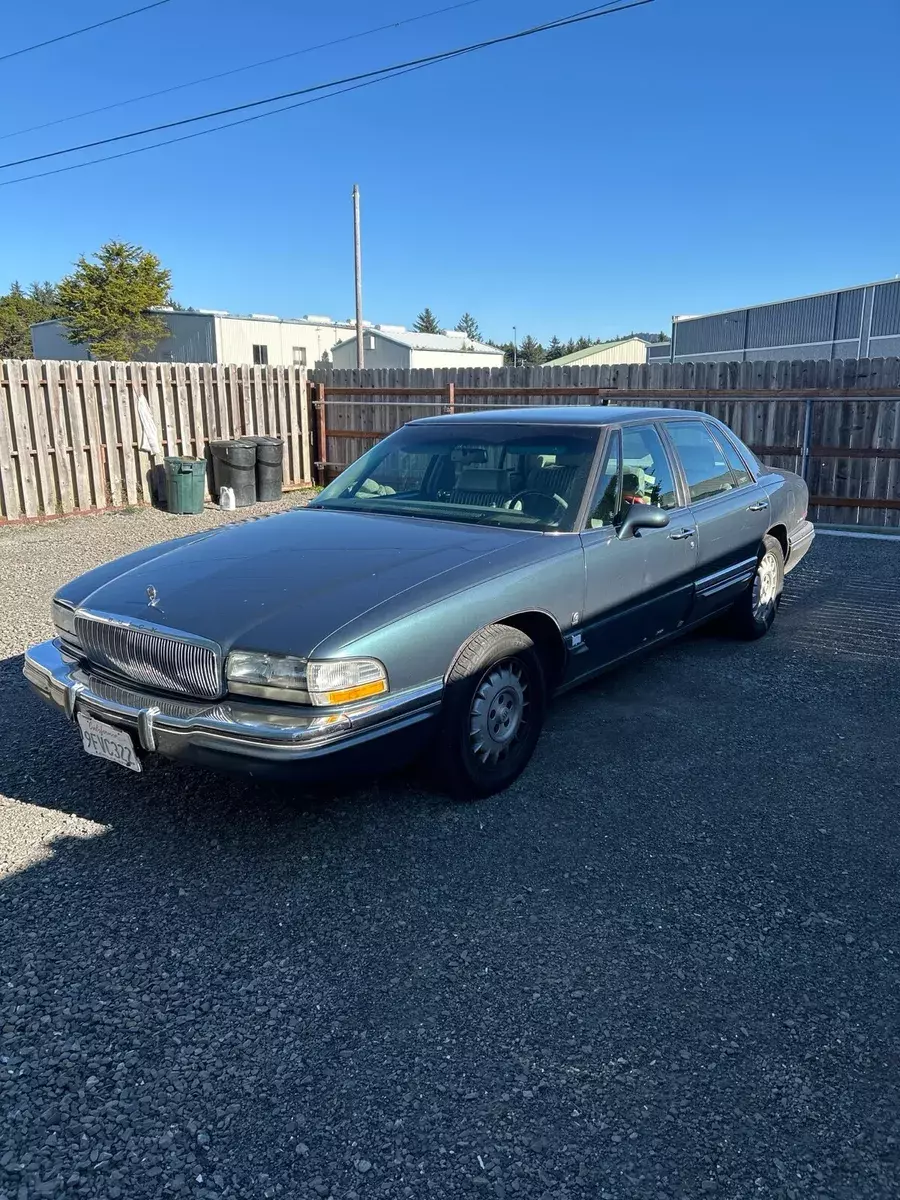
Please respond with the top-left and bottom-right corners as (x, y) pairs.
(1, 651), (446, 835)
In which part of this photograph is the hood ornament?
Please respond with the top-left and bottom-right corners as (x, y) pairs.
(146, 585), (160, 608)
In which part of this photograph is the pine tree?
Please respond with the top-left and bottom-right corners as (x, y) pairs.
(0, 280), (61, 358)
(545, 336), (564, 361)
(413, 307), (441, 334)
(517, 335), (544, 365)
(455, 312), (481, 340)
(57, 241), (172, 360)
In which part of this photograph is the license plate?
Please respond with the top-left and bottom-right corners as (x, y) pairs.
(77, 713), (143, 773)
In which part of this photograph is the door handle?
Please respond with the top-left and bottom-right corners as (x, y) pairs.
(669, 527), (695, 540)
(748, 501), (768, 511)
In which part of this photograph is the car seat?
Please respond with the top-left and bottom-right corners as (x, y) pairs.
(447, 467), (513, 508)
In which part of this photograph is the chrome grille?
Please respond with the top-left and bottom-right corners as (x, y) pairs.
(75, 614), (222, 700)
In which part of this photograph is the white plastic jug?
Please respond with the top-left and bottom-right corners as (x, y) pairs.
(219, 486), (236, 511)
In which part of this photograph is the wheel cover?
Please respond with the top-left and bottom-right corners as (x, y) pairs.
(752, 550), (778, 619)
(468, 660), (529, 767)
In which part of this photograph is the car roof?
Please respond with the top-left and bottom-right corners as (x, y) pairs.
(409, 405), (706, 427)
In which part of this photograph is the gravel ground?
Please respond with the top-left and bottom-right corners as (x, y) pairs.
(0, 513), (898, 1200)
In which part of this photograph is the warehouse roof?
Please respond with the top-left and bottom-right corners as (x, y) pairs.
(332, 328), (501, 354)
(544, 336), (650, 366)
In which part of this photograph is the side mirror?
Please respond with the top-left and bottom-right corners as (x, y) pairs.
(616, 502), (670, 540)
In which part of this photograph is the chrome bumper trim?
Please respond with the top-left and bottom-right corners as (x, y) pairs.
(785, 520), (815, 574)
(23, 640), (442, 764)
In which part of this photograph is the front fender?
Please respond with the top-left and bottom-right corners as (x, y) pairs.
(316, 539), (585, 692)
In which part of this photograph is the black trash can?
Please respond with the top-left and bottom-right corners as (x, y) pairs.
(245, 435), (284, 502)
(209, 439), (257, 507)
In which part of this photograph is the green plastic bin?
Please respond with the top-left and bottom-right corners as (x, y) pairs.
(164, 456), (206, 514)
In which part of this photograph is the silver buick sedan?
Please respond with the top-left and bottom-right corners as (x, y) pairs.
(25, 407), (814, 797)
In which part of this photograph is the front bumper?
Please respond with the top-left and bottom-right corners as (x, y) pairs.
(23, 640), (442, 781)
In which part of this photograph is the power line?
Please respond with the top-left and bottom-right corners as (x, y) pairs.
(0, 0), (489, 143)
(0, 0), (173, 65)
(0, 2), (651, 173)
(0, 59), (455, 189)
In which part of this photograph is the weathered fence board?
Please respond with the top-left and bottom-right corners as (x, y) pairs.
(114, 362), (139, 506)
(0, 366), (21, 520)
(0, 360), (311, 523)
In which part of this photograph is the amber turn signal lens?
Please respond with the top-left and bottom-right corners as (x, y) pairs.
(321, 679), (388, 706)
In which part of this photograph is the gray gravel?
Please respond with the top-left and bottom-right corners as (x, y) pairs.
(1, 516), (899, 1200)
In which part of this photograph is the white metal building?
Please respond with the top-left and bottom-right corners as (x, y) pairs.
(331, 326), (504, 370)
(544, 336), (651, 368)
(30, 309), (363, 367)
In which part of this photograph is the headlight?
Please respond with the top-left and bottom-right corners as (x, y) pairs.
(51, 598), (77, 640)
(227, 651), (309, 700)
(226, 651), (387, 706)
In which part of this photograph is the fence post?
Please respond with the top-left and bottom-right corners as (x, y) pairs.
(801, 395), (814, 482)
(446, 381), (455, 414)
(315, 382), (327, 487)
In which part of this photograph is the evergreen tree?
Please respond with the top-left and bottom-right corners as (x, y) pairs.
(0, 280), (60, 358)
(28, 281), (60, 308)
(517, 335), (544, 364)
(413, 307), (441, 334)
(57, 241), (172, 360)
(455, 312), (481, 340)
(545, 336), (564, 360)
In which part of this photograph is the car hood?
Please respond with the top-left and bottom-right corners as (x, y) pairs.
(73, 508), (526, 656)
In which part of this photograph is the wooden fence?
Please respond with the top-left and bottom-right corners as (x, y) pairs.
(312, 359), (900, 528)
(5, 357), (900, 527)
(0, 360), (312, 523)
(313, 355), (900, 395)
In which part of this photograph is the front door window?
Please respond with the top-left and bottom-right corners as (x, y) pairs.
(621, 425), (679, 510)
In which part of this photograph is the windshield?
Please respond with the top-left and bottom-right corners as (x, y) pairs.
(311, 422), (601, 531)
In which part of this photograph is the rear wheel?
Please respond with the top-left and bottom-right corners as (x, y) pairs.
(437, 624), (546, 799)
(727, 534), (784, 639)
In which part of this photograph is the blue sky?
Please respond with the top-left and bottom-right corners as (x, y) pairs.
(1, 0), (897, 344)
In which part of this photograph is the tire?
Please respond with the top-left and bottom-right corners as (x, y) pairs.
(727, 534), (784, 640)
(437, 624), (547, 799)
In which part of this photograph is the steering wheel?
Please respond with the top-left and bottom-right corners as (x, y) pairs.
(507, 489), (568, 523)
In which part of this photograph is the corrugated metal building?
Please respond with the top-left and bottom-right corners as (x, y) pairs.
(545, 336), (650, 368)
(30, 309), (360, 366)
(331, 327), (504, 370)
(651, 278), (900, 363)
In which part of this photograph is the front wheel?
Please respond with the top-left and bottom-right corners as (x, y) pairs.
(437, 624), (546, 799)
(727, 534), (784, 639)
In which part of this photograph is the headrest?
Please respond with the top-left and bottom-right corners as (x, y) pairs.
(454, 467), (511, 493)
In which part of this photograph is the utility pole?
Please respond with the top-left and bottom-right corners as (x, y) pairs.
(512, 325), (518, 369)
(352, 184), (364, 369)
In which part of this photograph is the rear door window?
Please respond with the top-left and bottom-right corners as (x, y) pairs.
(708, 424), (753, 487)
(666, 421), (738, 504)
